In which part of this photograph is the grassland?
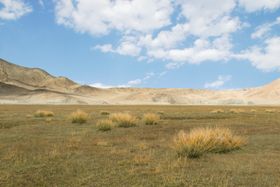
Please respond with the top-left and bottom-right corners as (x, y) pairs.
(0, 105), (280, 186)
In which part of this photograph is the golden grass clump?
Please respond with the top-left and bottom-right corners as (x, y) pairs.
(265, 109), (277, 113)
(173, 127), (246, 158)
(250, 109), (257, 113)
(109, 113), (137, 128)
(210, 109), (224, 114)
(34, 110), (54, 117)
(96, 119), (114, 131)
(143, 113), (160, 125)
(71, 110), (89, 124)
(229, 109), (245, 114)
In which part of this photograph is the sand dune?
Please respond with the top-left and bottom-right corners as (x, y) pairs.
(0, 58), (279, 105)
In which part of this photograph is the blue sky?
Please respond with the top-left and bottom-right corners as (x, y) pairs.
(0, 0), (279, 89)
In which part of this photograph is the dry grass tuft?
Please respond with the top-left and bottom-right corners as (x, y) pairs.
(96, 119), (114, 131)
(173, 127), (246, 158)
(100, 111), (110, 115)
(229, 109), (245, 114)
(34, 110), (54, 117)
(265, 109), (277, 113)
(250, 109), (257, 113)
(109, 113), (137, 128)
(71, 110), (89, 124)
(143, 113), (160, 125)
(210, 109), (224, 114)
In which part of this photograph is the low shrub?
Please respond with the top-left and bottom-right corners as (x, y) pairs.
(143, 113), (160, 125)
(173, 127), (246, 158)
(109, 113), (137, 128)
(34, 110), (54, 117)
(96, 119), (114, 131)
(71, 110), (88, 124)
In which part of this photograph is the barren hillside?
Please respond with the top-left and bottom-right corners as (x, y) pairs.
(0, 58), (279, 105)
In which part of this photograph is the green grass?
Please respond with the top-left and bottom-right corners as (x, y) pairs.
(0, 105), (280, 186)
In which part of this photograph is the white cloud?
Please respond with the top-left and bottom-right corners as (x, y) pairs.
(178, 0), (241, 37)
(94, 44), (113, 53)
(55, 0), (173, 36)
(90, 83), (117, 89)
(237, 37), (280, 71)
(238, 0), (280, 12)
(116, 41), (141, 56)
(89, 71), (164, 88)
(204, 75), (232, 89)
(127, 79), (142, 86)
(90, 79), (142, 89)
(148, 35), (233, 68)
(0, 0), (32, 20)
(94, 40), (141, 57)
(251, 17), (280, 39)
(139, 23), (190, 49)
(55, 0), (280, 74)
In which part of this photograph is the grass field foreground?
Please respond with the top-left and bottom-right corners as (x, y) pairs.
(0, 105), (280, 186)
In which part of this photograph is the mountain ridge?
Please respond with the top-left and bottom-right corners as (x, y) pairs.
(0, 58), (279, 105)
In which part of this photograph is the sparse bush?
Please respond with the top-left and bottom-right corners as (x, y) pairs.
(100, 111), (110, 115)
(34, 110), (54, 117)
(109, 113), (137, 128)
(143, 113), (160, 125)
(173, 127), (246, 158)
(96, 119), (114, 131)
(210, 109), (224, 114)
(71, 110), (88, 124)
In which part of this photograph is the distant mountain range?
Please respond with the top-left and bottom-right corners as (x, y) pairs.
(0, 58), (279, 105)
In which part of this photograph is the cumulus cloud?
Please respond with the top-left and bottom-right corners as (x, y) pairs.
(94, 41), (141, 57)
(178, 0), (241, 37)
(204, 75), (232, 89)
(55, 0), (173, 36)
(236, 37), (280, 71)
(149, 35), (233, 68)
(56, 0), (280, 73)
(238, 0), (280, 12)
(0, 0), (32, 20)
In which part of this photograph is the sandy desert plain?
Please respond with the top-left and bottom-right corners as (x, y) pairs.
(0, 104), (280, 186)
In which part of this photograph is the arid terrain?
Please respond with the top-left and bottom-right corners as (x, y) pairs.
(0, 58), (279, 105)
(1, 59), (280, 186)
(0, 105), (280, 186)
